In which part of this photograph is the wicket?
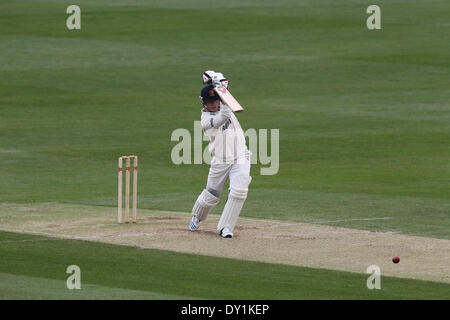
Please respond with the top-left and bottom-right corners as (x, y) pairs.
(118, 155), (138, 223)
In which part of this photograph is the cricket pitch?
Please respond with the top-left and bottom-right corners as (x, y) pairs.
(0, 202), (448, 284)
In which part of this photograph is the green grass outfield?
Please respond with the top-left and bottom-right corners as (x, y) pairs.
(0, 0), (449, 299)
(0, 0), (448, 238)
(1, 231), (449, 300)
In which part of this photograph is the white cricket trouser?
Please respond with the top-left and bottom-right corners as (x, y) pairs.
(206, 154), (251, 198)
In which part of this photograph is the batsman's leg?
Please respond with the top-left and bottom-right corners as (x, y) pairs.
(190, 189), (220, 231)
(190, 163), (231, 231)
(217, 161), (251, 238)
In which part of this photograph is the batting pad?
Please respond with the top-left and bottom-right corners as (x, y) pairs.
(192, 189), (220, 221)
(217, 175), (252, 233)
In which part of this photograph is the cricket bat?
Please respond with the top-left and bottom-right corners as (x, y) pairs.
(214, 86), (244, 113)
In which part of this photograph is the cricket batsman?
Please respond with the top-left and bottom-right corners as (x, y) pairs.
(189, 71), (252, 238)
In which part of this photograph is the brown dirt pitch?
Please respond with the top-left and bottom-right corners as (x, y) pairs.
(1, 203), (449, 284)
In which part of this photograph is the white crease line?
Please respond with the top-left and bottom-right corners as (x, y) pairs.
(309, 217), (393, 224)
(240, 217), (301, 227)
(240, 217), (393, 229)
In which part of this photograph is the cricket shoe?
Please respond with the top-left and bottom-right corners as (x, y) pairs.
(189, 216), (201, 231)
(219, 227), (233, 238)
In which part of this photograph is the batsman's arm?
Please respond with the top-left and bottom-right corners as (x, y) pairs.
(201, 105), (232, 130)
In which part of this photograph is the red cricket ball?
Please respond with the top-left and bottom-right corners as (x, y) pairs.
(392, 256), (400, 264)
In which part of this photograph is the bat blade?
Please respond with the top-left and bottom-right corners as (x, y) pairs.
(214, 87), (244, 113)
